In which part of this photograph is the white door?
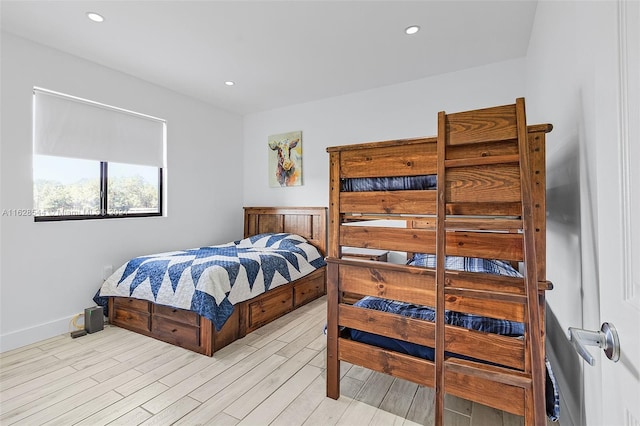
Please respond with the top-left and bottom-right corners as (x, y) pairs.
(590, 1), (640, 425)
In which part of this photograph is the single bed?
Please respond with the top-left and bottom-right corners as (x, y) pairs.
(325, 99), (554, 425)
(95, 207), (327, 356)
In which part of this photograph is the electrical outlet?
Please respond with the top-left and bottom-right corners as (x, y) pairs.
(102, 265), (113, 280)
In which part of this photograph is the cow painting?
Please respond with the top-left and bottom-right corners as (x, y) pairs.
(268, 135), (302, 187)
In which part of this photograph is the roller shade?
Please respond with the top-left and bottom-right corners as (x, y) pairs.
(33, 88), (165, 167)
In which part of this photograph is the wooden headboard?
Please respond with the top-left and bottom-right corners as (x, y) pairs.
(243, 207), (327, 256)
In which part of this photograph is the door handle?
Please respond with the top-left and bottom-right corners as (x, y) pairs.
(568, 322), (620, 366)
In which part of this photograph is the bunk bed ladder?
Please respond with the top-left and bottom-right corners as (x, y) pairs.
(435, 98), (546, 426)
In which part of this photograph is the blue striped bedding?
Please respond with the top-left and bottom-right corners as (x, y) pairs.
(340, 175), (437, 192)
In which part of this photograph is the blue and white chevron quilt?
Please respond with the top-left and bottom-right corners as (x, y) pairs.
(96, 233), (326, 330)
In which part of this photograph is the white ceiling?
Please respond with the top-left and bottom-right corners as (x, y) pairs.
(0, 1), (538, 115)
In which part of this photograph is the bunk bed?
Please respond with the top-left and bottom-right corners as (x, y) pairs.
(97, 206), (327, 356)
(325, 99), (555, 425)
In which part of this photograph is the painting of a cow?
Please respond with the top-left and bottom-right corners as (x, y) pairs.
(268, 131), (302, 187)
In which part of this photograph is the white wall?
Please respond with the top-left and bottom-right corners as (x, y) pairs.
(0, 33), (244, 351)
(526, 2), (622, 425)
(243, 58), (527, 208)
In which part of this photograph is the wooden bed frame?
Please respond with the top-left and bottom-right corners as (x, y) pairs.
(108, 206), (327, 356)
(325, 99), (553, 425)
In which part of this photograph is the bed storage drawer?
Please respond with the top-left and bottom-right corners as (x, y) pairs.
(111, 298), (151, 333)
(153, 304), (199, 326)
(113, 297), (150, 313)
(246, 286), (293, 332)
(294, 272), (325, 307)
(112, 308), (150, 332)
(151, 317), (200, 348)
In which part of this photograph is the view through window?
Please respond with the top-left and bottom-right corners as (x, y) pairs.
(32, 88), (165, 221)
(33, 157), (161, 218)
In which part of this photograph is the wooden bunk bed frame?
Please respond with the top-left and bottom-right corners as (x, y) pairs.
(109, 206), (327, 356)
(325, 99), (553, 425)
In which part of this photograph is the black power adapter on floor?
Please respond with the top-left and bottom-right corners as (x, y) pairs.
(70, 329), (87, 338)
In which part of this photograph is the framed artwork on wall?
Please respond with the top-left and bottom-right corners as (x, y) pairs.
(268, 130), (302, 187)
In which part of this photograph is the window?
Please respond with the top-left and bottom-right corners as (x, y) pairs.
(32, 88), (165, 221)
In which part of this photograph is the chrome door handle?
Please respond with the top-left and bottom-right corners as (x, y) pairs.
(568, 322), (620, 366)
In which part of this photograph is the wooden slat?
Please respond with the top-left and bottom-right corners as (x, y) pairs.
(339, 144), (437, 178)
(446, 357), (531, 391)
(445, 154), (519, 168)
(444, 325), (525, 370)
(339, 225), (436, 254)
(444, 359), (528, 416)
(338, 338), (435, 387)
(444, 289), (525, 323)
(339, 190), (436, 215)
(445, 217), (523, 231)
(257, 214), (283, 234)
(345, 214), (434, 224)
(284, 214), (311, 240)
(446, 201), (522, 216)
(326, 136), (437, 153)
(334, 260), (436, 307)
(410, 216), (522, 232)
(446, 163), (522, 203)
(446, 139), (519, 160)
(444, 271), (525, 295)
(446, 103), (518, 146)
(338, 304), (435, 347)
(446, 231), (523, 261)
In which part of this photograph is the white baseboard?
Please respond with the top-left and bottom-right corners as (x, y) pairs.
(0, 315), (75, 353)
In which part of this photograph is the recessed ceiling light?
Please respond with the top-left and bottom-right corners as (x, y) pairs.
(405, 25), (420, 35)
(225, 81), (235, 86)
(87, 12), (105, 23)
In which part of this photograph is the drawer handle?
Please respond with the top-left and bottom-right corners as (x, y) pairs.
(172, 309), (178, 313)
(172, 328), (177, 333)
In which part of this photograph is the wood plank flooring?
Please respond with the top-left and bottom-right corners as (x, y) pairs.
(0, 297), (551, 425)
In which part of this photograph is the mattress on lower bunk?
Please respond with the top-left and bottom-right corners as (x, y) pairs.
(340, 175), (437, 192)
(346, 254), (560, 421)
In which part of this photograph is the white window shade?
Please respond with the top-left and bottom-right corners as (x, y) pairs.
(33, 88), (165, 168)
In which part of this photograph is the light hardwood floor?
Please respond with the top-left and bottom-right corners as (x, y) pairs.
(1, 296), (552, 425)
